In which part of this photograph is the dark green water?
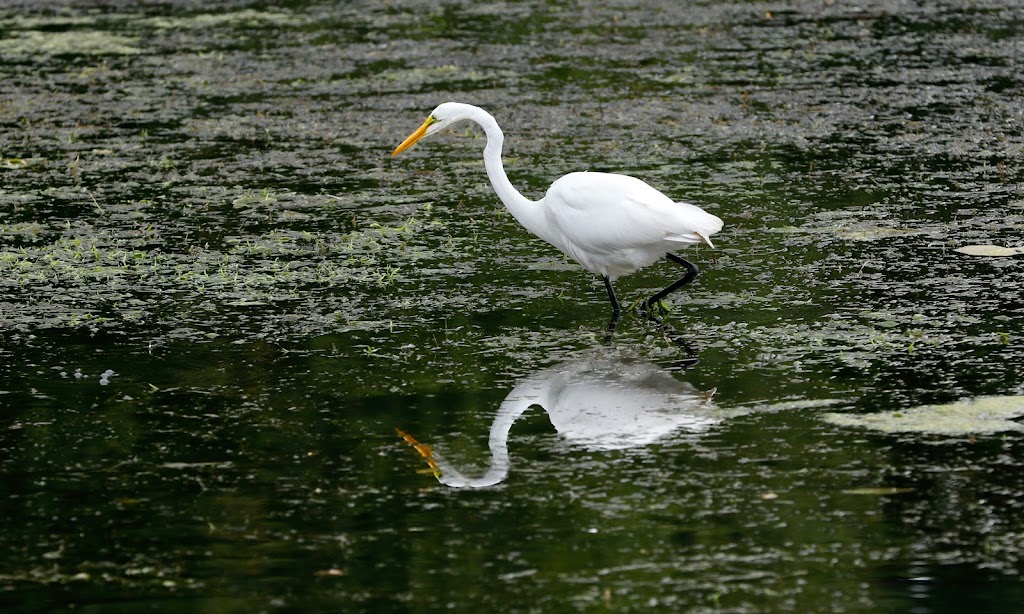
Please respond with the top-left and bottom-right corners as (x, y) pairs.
(2, 0), (1023, 611)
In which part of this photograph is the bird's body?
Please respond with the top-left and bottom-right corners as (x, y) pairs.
(391, 102), (723, 326)
(537, 171), (722, 280)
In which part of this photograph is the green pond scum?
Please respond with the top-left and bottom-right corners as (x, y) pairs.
(823, 395), (1024, 436)
(2, 0), (1024, 612)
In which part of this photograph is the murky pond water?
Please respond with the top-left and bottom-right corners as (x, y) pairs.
(2, 0), (1024, 611)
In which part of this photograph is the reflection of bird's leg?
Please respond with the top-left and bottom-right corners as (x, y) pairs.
(603, 276), (621, 341)
(644, 312), (701, 360)
(643, 253), (698, 312)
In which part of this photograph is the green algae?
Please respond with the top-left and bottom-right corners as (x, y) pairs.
(0, 30), (140, 56)
(142, 9), (301, 31)
(955, 244), (1024, 257)
(823, 395), (1024, 435)
(0, 201), (440, 337)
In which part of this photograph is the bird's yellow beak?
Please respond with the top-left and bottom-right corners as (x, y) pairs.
(390, 116), (436, 157)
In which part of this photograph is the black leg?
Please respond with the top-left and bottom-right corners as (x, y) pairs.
(603, 276), (621, 315)
(644, 253), (698, 311)
(603, 276), (620, 341)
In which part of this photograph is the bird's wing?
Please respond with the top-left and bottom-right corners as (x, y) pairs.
(543, 172), (722, 254)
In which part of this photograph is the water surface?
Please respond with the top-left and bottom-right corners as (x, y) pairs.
(2, 0), (1023, 611)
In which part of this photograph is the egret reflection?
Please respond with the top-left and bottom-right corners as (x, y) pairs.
(398, 348), (718, 488)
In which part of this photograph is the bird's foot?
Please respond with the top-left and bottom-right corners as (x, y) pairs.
(639, 298), (672, 318)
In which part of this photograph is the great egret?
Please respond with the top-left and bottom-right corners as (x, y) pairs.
(391, 102), (724, 328)
(397, 347), (720, 488)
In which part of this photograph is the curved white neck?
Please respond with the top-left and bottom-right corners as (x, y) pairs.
(465, 108), (550, 241)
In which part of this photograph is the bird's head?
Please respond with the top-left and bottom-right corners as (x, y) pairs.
(390, 102), (477, 156)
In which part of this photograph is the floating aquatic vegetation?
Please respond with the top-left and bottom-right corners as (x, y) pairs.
(768, 208), (940, 244)
(954, 245), (1024, 257)
(0, 31), (140, 56)
(841, 487), (916, 496)
(823, 395), (1024, 435)
(0, 202), (443, 338)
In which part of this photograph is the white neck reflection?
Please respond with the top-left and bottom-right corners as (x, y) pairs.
(399, 347), (718, 489)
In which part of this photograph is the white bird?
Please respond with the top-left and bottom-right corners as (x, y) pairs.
(391, 102), (723, 328)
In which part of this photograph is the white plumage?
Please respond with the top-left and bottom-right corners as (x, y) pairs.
(391, 102), (723, 323)
(541, 171), (722, 280)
